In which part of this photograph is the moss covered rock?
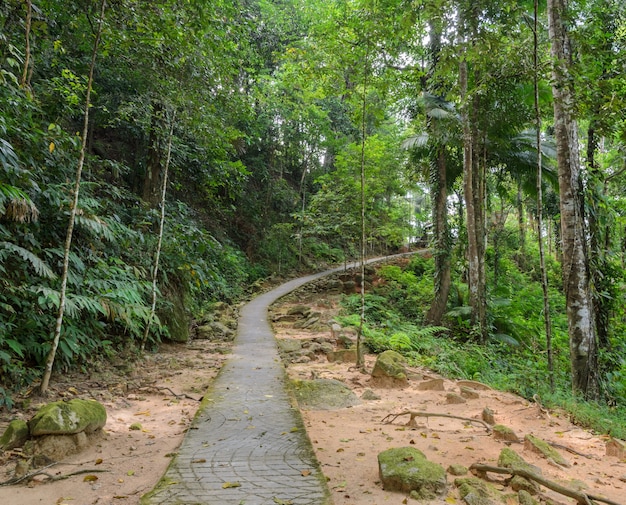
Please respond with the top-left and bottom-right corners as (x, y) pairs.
(0, 419), (29, 450)
(371, 350), (408, 387)
(455, 477), (497, 505)
(492, 424), (519, 442)
(29, 399), (106, 436)
(291, 378), (360, 410)
(378, 446), (447, 499)
(524, 434), (570, 467)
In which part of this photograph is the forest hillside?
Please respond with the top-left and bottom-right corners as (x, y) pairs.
(1, 0), (626, 433)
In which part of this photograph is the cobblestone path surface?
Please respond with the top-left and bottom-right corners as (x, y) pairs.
(141, 269), (341, 505)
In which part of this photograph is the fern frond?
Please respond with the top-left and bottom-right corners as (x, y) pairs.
(75, 214), (115, 241)
(0, 242), (57, 279)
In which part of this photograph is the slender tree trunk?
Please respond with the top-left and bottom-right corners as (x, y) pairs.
(20, 0), (32, 89)
(547, 0), (599, 399)
(356, 29), (371, 370)
(143, 101), (165, 205)
(40, 0), (107, 395)
(535, 0), (554, 391)
(141, 111), (175, 351)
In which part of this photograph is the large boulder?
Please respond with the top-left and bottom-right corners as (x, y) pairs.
(29, 399), (106, 436)
(378, 447), (447, 499)
(291, 379), (360, 410)
(0, 419), (29, 450)
(371, 350), (408, 387)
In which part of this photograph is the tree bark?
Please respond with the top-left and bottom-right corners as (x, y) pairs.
(142, 101), (165, 205)
(547, 0), (599, 399)
(424, 20), (451, 325)
(426, 146), (451, 324)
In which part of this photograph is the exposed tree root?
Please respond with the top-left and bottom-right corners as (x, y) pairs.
(0, 464), (109, 486)
(469, 463), (620, 505)
(381, 411), (492, 432)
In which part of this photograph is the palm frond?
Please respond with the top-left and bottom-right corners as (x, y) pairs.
(0, 242), (57, 279)
(402, 132), (429, 150)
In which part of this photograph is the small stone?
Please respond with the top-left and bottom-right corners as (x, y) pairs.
(606, 438), (626, 459)
(492, 424), (519, 443)
(361, 389), (381, 400)
(447, 464), (468, 476)
(418, 379), (445, 391)
(327, 349), (357, 363)
(460, 386), (480, 399)
(446, 393), (466, 404)
(129, 423), (142, 431)
(518, 489), (539, 505)
(482, 407), (495, 425)
(524, 434), (570, 467)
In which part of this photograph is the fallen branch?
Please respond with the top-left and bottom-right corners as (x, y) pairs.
(40, 468), (110, 482)
(381, 411), (492, 433)
(0, 463), (57, 486)
(138, 386), (201, 401)
(469, 463), (620, 505)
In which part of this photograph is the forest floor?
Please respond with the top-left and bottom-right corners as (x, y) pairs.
(1, 287), (626, 505)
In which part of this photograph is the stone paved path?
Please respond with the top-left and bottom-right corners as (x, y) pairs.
(141, 269), (343, 505)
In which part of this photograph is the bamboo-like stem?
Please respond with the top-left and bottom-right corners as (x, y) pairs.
(141, 111), (176, 351)
(40, 0), (107, 395)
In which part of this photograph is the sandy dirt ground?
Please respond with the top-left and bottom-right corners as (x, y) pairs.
(1, 288), (625, 505)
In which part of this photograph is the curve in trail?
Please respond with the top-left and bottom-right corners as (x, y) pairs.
(141, 255), (413, 505)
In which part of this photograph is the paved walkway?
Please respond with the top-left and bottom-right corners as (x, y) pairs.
(141, 269), (344, 505)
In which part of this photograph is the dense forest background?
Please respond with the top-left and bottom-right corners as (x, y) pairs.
(1, 0), (626, 433)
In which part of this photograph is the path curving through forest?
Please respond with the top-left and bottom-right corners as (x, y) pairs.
(141, 256), (411, 505)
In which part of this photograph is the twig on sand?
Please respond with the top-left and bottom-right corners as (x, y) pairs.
(381, 410), (492, 433)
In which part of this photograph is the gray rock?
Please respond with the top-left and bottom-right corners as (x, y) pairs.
(378, 447), (447, 499)
(361, 389), (381, 400)
(371, 350), (408, 388)
(446, 392), (467, 404)
(291, 379), (360, 410)
(277, 338), (303, 354)
(418, 378), (445, 391)
(327, 349), (357, 363)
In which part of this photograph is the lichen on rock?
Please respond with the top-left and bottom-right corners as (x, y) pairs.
(28, 399), (107, 436)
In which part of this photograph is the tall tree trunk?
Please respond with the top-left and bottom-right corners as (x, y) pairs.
(547, 0), (599, 399)
(459, 6), (487, 342)
(425, 20), (451, 325)
(426, 146), (451, 324)
(535, 0), (554, 391)
(587, 123), (610, 349)
(141, 112), (175, 351)
(40, 0), (107, 395)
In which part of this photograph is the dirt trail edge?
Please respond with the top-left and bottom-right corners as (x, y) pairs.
(141, 256), (408, 505)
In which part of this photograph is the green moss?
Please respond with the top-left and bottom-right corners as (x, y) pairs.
(29, 399), (106, 436)
(378, 447), (447, 499)
(524, 434), (570, 467)
(374, 350), (407, 380)
(492, 424), (519, 442)
(0, 419), (29, 450)
(454, 477), (496, 505)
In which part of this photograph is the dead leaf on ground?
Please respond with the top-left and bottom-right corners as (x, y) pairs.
(222, 481), (241, 488)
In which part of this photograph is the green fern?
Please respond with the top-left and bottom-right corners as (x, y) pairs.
(0, 242), (57, 279)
